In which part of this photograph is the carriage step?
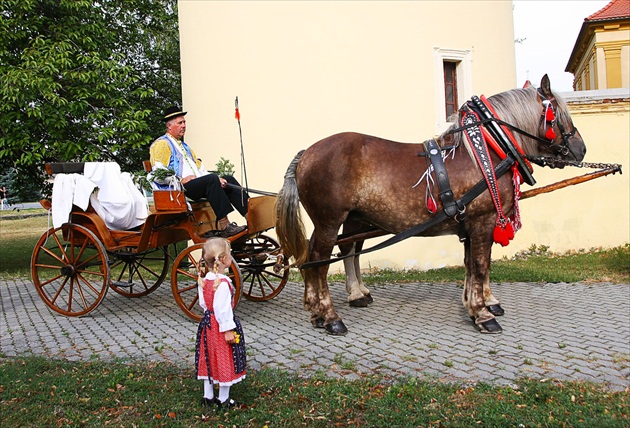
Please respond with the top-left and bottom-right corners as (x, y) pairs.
(112, 281), (134, 288)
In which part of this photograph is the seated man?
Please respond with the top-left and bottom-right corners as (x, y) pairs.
(150, 105), (249, 237)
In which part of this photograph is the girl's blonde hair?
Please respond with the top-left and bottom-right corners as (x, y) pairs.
(202, 237), (232, 274)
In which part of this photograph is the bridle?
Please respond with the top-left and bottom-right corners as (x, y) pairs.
(536, 88), (576, 157)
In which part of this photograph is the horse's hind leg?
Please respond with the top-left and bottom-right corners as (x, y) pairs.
(304, 226), (348, 335)
(340, 239), (372, 307)
(462, 234), (502, 334)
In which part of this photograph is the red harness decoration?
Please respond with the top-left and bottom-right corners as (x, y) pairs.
(461, 98), (525, 247)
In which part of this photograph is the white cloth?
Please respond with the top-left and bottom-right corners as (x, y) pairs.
(51, 173), (97, 228)
(84, 162), (149, 230)
(50, 162), (148, 230)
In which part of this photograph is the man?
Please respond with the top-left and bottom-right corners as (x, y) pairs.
(150, 105), (248, 237)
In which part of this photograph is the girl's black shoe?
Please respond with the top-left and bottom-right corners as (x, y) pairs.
(201, 397), (221, 407)
(217, 398), (240, 409)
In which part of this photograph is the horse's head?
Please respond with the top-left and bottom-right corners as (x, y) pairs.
(537, 74), (586, 167)
(490, 75), (587, 169)
(527, 74), (587, 168)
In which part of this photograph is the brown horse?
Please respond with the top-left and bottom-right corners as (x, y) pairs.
(276, 75), (586, 335)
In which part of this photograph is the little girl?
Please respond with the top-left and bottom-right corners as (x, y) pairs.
(195, 237), (246, 408)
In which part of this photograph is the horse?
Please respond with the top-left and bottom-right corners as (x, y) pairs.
(276, 75), (586, 335)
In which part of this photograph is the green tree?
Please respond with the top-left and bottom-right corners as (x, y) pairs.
(0, 167), (41, 204)
(0, 0), (181, 198)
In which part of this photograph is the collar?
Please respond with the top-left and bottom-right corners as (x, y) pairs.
(166, 132), (182, 144)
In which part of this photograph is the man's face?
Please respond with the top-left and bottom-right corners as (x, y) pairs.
(167, 116), (186, 140)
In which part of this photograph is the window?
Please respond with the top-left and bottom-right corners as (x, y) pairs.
(443, 61), (458, 118)
(433, 47), (472, 134)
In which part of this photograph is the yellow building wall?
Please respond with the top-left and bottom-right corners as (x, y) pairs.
(593, 26), (630, 89)
(176, 1), (628, 272)
(177, 0), (516, 197)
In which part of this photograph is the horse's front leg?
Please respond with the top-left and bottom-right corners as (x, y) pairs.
(483, 280), (504, 316)
(462, 235), (502, 333)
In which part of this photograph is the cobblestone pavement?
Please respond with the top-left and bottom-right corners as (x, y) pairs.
(1, 278), (628, 391)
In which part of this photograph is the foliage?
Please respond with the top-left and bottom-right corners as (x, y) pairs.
(214, 157), (235, 176)
(0, 167), (41, 203)
(134, 166), (177, 193)
(0, 0), (182, 198)
(0, 357), (627, 427)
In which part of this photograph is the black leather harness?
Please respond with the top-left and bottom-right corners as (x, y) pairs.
(421, 139), (466, 221)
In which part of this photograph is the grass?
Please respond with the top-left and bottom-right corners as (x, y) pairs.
(1, 356), (627, 427)
(0, 209), (49, 278)
(323, 243), (630, 285)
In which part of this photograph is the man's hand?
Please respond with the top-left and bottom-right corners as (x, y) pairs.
(181, 175), (196, 185)
(219, 177), (227, 188)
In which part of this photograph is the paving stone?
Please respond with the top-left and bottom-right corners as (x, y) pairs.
(1, 279), (628, 391)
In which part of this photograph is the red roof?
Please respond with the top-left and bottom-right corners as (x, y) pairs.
(586, 0), (629, 22)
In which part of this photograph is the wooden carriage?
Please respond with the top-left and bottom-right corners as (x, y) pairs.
(31, 162), (289, 322)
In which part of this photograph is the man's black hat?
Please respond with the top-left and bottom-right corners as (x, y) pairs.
(162, 105), (187, 122)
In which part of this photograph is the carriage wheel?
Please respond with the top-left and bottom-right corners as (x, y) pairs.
(31, 224), (110, 317)
(234, 234), (289, 302)
(171, 243), (243, 322)
(108, 247), (169, 297)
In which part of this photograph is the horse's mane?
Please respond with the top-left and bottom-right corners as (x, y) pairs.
(441, 86), (571, 155)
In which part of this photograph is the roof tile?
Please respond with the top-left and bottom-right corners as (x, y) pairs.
(586, 0), (630, 22)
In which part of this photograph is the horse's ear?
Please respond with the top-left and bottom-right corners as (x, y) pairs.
(540, 74), (552, 98)
(523, 80), (532, 88)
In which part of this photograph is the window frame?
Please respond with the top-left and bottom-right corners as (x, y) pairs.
(433, 47), (473, 134)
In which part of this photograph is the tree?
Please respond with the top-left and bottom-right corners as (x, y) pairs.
(0, 167), (41, 204)
(0, 0), (181, 199)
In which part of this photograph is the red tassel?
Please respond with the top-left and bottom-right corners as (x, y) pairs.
(493, 221), (514, 247)
(545, 107), (555, 122)
(493, 225), (508, 246)
(505, 221), (515, 240)
(235, 108), (240, 121)
(545, 127), (556, 140)
(427, 195), (437, 214)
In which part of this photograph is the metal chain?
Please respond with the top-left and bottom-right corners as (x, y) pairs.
(526, 156), (622, 170)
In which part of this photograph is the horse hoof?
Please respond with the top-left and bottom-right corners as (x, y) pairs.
(487, 304), (505, 316)
(479, 319), (503, 334)
(349, 297), (369, 308)
(325, 320), (348, 336)
(365, 293), (374, 304)
(311, 317), (325, 329)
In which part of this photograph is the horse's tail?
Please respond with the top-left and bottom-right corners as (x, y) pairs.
(276, 150), (308, 266)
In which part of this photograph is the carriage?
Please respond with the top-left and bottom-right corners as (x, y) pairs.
(31, 162), (289, 322)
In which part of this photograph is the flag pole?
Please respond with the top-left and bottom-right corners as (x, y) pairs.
(234, 96), (249, 202)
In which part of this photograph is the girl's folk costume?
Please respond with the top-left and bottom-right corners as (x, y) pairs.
(195, 272), (246, 386)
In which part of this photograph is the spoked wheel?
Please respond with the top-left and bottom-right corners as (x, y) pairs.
(171, 243), (242, 322)
(108, 247), (169, 297)
(234, 234), (289, 301)
(31, 224), (110, 317)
